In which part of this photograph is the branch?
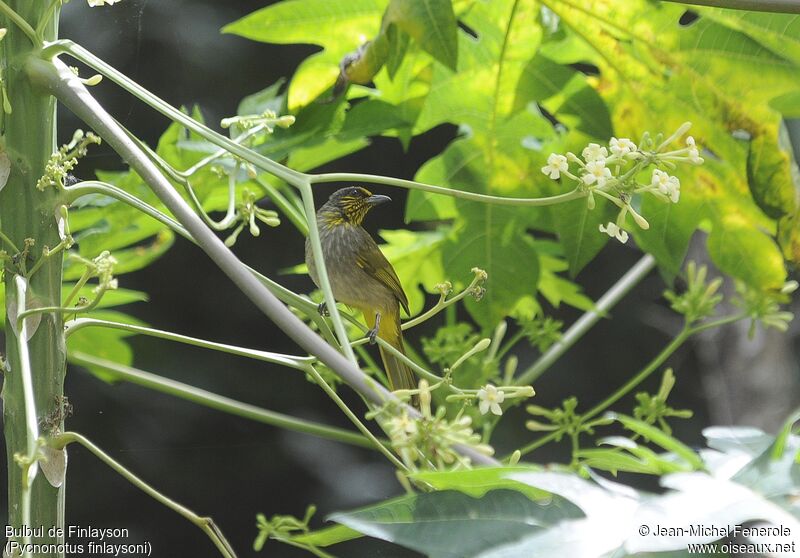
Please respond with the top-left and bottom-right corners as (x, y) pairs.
(64, 180), (193, 241)
(12, 275), (39, 555)
(516, 254), (656, 385)
(70, 352), (376, 449)
(310, 172), (586, 207)
(298, 181), (359, 364)
(65, 318), (313, 370)
(49, 431), (237, 558)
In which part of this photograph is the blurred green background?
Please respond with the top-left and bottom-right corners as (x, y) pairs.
(1, 1), (798, 556)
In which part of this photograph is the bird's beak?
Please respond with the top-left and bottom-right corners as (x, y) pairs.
(367, 194), (392, 206)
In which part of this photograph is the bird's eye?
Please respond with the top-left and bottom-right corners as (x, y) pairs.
(349, 188), (360, 197)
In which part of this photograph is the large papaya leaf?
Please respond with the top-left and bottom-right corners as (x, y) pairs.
(330, 489), (583, 558)
(534, 1), (799, 285)
(223, 0), (387, 108)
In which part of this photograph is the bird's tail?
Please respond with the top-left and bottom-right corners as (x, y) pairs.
(364, 309), (417, 400)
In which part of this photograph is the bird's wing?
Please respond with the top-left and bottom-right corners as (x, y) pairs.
(355, 242), (410, 316)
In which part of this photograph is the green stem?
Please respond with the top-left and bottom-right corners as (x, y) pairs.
(65, 181), (192, 241)
(583, 327), (691, 422)
(661, 0), (800, 13)
(0, 0), (38, 45)
(62, 267), (91, 308)
(514, 431), (561, 459)
(25, 237), (70, 278)
(687, 313), (746, 335)
(298, 180), (358, 364)
(311, 172), (586, 207)
(65, 318), (313, 370)
(401, 274), (484, 330)
(34, 0), (59, 41)
(13, 276), (39, 557)
(49, 432), (237, 558)
(256, 175), (309, 236)
(18, 283), (110, 321)
(50, 40), (304, 186)
(305, 364), (405, 469)
(0, 227), (20, 253)
(516, 254), (656, 385)
(182, 124), (266, 177)
(69, 352), (374, 449)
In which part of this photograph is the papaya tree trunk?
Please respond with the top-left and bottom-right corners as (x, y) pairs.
(1, 3), (65, 556)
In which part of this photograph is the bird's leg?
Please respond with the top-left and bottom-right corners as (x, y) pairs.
(367, 312), (382, 345)
(317, 301), (329, 316)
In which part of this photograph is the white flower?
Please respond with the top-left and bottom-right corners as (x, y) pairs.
(389, 411), (417, 438)
(599, 222), (629, 243)
(87, 0), (122, 6)
(477, 384), (505, 416)
(582, 143), (608, 162)
(582, 159), (612, 187)
(685, 136), (703, 164)
(541, 153), (569, 180)
(651, 169), (680, 203)
(610, 137), (636, 157)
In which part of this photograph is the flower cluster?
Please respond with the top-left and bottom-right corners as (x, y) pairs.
(526, 397), (612, 441)
(36, 130), (101, 191)
(633, 368), (692, 435)
(92, 250), (119, 293)
(224, 189), (281, 247)
(376, 380), (494, 470)
(540, 123), (703, 244)
(220, 110), (296, 134)
(664, 261), (723, 324)
(734, 279), (797, 337)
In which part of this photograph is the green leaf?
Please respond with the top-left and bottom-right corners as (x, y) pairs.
(732, 409), (800, 497)
(411, 466), (556, 500)
(338, 99), (410, 140)
(707, 218), (786, 290)
(550, 196), (615, 277)
(579, 437), (693, 476)
(515, 53), (612, 139)
(445, 200), (540, 330)
(385, 0), (458, 71)
(541, 3), (800, 286)
(634, 195), (702, 278)
(237, 78), (287, 116)
(613, 414), (705, 471)
(223, 0), (387, 108)
(330, 489), (582, 558)
(747, 120), (799, 220)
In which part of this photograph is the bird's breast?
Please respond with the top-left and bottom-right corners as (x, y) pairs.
(305, 224), (396, 312)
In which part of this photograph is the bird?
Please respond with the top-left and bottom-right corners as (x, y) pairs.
(305, 186), (416, 398)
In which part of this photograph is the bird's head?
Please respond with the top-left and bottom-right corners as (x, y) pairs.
(319, 186), (391, 226)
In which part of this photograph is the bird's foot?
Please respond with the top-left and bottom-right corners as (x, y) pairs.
(317, 302), (329, 316)
(367, 327), (378, 345)
(367, 312), (382, 345)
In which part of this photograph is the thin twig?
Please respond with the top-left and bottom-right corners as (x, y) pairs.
(50, 432), (238, 558)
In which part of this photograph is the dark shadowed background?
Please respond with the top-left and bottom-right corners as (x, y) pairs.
(2, 1), (798, 557)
